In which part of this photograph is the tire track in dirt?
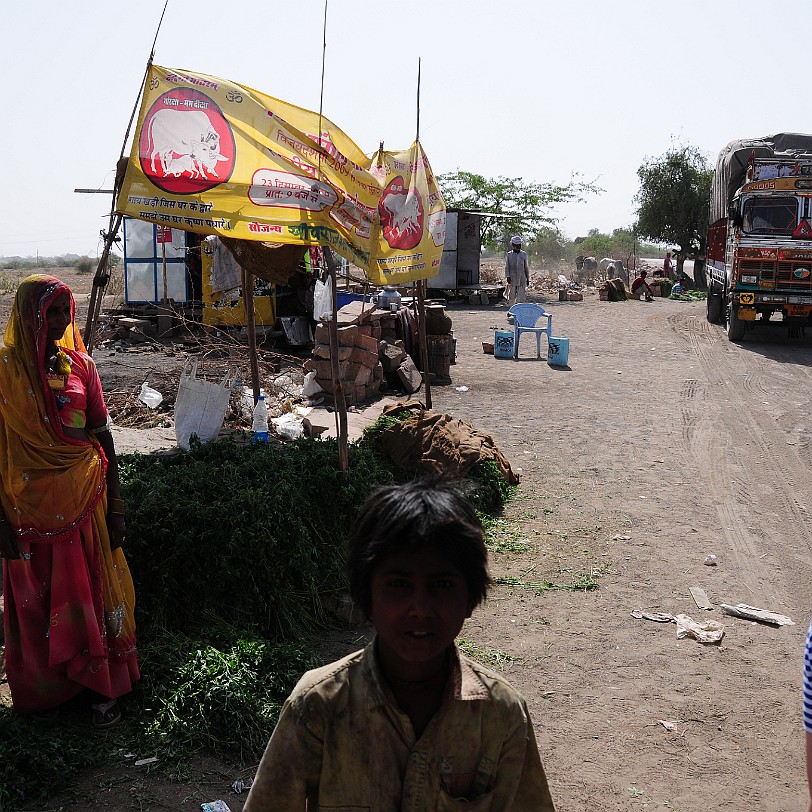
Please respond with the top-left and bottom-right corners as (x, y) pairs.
(671, 310), (812, 595)
(679, 378), (701, 447)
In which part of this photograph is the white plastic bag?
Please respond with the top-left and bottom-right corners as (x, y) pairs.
(313, 275), (334, 321)
(174, 360), (237, 450)
(271, 412), (304, 441)
(301, 371), (322, 397)
(138, 382), (163, 409)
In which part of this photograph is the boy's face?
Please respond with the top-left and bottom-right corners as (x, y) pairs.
(370, 546), (472, 681)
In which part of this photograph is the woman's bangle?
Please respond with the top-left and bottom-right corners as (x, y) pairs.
(108, 497), (125, 511)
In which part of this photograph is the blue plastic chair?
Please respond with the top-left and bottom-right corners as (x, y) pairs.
(508, 303), (553, 359)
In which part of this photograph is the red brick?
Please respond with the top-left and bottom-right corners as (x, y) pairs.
(356, 333), (379, 354)
(350, 346), (378, 369)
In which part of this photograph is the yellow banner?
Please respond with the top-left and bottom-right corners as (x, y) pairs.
(117, 65), (445, 284)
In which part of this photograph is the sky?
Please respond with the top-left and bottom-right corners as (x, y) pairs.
(3, 0), (812, 259)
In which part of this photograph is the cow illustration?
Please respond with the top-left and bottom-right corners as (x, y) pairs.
(146, 109), (222, 176)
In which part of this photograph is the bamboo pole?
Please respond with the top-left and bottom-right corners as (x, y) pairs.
(322, 246), (349, 472)
(84, 212), (123, 354)
(242, 267), (261, 403)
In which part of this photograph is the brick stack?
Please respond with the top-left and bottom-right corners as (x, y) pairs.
(305, 300), (423, 405)
(303, 302), (382, 405)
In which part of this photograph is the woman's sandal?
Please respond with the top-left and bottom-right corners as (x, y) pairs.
(91, 699), (122, 729)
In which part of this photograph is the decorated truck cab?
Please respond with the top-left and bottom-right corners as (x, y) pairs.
(706, 133), (812, 341)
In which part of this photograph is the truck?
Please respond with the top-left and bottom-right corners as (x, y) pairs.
(706, 133), (812, 341)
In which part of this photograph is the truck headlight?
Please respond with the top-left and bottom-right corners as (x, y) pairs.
(741, 274), (758, 284)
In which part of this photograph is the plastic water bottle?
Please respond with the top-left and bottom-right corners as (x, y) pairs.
(252, 394), (269, 444)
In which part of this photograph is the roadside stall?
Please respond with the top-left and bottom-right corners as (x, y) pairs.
(89, 61), (446, 469)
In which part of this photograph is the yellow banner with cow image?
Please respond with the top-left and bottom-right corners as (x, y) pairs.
(117, 64), (445, 284)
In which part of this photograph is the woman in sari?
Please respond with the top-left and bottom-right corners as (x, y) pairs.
(0, 275), (139, 726)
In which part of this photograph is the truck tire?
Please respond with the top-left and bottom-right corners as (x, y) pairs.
(707, 290), (723, 323)
(727, 303), (745, 341)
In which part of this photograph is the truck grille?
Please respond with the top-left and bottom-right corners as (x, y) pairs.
(777, 262), (812, 289)
(740, 259), (774, 280)
(739, 259), (812, 289)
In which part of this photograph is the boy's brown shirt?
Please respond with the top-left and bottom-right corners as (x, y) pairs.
(245, 640), (555, 811)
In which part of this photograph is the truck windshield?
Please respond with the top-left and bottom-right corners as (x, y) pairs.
(742, 196), (798, 235)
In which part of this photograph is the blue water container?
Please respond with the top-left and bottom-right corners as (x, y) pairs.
(547, 336), (570, 366)
(494, 330), (514, 359)
(336, 291), (372, 308)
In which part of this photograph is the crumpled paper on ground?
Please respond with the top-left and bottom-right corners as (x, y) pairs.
(674, 613), (725, 644)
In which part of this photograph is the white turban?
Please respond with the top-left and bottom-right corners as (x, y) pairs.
(510, 236), (522, 246)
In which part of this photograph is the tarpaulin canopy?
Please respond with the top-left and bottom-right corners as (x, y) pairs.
(709, 133), (812, 225)
(116, 65), (446, 285)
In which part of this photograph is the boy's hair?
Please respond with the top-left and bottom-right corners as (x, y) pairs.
(347, 478), (492, 619)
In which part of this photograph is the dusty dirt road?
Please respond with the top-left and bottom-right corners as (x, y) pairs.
(433, 292), (812, 811)
(3, 270), (812, 810)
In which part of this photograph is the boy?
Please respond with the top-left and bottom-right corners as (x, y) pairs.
(244, 479), (556, 811)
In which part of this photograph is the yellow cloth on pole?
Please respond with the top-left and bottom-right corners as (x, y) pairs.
(117, 65), (446, 285)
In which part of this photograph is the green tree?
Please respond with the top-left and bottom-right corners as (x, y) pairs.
(75, 256), (94, 274)
(575, 231), (612, 261)
(634, 145), (713, 288)
(528, 226), (567, 265)
(438, 170), (600, 250)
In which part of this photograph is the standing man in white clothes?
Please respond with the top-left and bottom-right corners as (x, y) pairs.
(505, 235), (530, 308)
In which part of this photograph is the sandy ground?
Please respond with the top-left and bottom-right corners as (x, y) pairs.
(433, 293), (812, 811)
(3, 269), (812, 810)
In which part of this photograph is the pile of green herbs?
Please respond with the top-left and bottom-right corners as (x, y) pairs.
(0, 427), (515, 809)
(122, 435), (397, 640)
(670, 289), (707, 302)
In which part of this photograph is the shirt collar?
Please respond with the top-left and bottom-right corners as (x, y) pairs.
(362, 638), (490, 709)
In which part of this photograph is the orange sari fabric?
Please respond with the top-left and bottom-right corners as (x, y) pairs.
(0, 276), (139, 712)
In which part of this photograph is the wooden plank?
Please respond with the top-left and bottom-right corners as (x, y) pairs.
(689, 586), (714, 610)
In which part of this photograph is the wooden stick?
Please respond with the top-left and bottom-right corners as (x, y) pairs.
(84, 212), (123, 353)
(416, 278), (431, 409)
(242, 267), (261, 403)
(323, 246), (349, 472)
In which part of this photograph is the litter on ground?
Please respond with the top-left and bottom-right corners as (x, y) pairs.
(720, 604), (794, 626)
(674, 613), (725, 644)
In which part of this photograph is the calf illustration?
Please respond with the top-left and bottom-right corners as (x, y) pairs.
(378, 178), (424, 250)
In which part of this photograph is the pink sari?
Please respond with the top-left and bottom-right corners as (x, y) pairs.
(1, 275), (139, 713)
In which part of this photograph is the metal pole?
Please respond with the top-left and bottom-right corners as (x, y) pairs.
(161, 238), (168, 303)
